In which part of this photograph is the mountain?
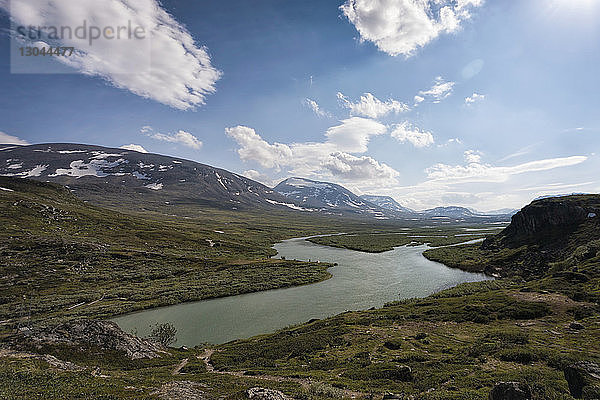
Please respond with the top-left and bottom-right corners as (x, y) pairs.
(274, 177), (391, 218)
(0, 143), (305, 213)
(359, 195), (415, 214)
(483, 208), (519, 216)
(420, 206), (480, 219)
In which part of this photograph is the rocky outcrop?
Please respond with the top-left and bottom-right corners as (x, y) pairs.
(564, 361), (600, 398)
(246, 387), (292, 400)
(490, 196), (600, 248)
(20, 319), (164, 359)
(488, 382), (531, 400)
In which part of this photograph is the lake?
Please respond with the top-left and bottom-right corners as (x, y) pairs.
(112, 237), (490, 346)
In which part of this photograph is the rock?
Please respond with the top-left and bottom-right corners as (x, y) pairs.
(152, 381), (208, 400)
(570, 322), (585, 330)
(564, 362), (600, 398)
(488, 382), (531, 400)
(20, 319), (164, 359)
(247, 387), (292, 400)
(382, 393), (405, 399)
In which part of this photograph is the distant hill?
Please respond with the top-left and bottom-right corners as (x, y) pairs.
(359, 194), (415, 214)
(274, 177), (393, 218)
(0, 143), (302, 213)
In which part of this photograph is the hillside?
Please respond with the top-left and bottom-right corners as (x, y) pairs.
(274, 177), (393, 218)
(424, 194), (600, 286)
(1, 189), (598, 399)
(359, 195), (415, 214)
(0, 143), (302, 214)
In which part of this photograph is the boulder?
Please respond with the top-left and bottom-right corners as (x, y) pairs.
(247, 387), (292, 400)
(488, 382), (531, 400)
(564, 362), (600, 399)
(21, 319), (164, 359)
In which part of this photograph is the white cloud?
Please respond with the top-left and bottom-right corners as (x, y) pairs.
(464, 150), (482, 163)
(3, 0), (221, 110)
(242, 169), (277, 187)
(0, 131), (29, 145)
(322, 152), (399, 183)
(417, 76), (455, 103)
(465, 92), (485, 105)
(225, 126), (292, 169)
(303, 98), (331, 118)
(340, 0), (483, 56)
(337, 92), (409, 118)
(143, 127), (203, 149)
(390, 122), (434, 147)
(226, 118), (398, 187)
(426, 155), (588, 183)
(324, 117), (387, 153)
(120, 144), (148, 153)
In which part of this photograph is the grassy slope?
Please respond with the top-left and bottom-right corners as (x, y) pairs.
(1, 179), (599, 399)
(0, 177), (400, 327)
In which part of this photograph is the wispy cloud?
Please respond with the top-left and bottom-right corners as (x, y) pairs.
(142, 126), (203, 149)
(0, 131), (29, 145)
(303, 98), (331, 118)
(417, 77), (455, 103)
(340, 0), (483, 56)
(465, 92), (485, 105)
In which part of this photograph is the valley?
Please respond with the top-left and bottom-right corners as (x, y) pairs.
(0, 145), (598, 400)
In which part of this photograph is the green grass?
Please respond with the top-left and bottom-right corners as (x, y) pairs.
(1, 177), (599, 399)
(306, 228), (503, 253)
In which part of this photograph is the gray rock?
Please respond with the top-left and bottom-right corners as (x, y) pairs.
(570, 322), (585, 330)
(488, 382), (531, 400)
(22, 319), (164, 359)
(564, 362), (600, 399)
(247, 387), (292, 400)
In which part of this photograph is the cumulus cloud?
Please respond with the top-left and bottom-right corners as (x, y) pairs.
(324, 117), (387, 153)
(340, 0), (483, 56)
(0, 131), (29, 145)
(3, 0), (221, 110)
(417, 76), (455, 103)
(465, 92), (485, 105)
(120, 144), (148, 153)
(303, 99), (331, 118)
(464, 150), (482, 163)
(143, 126), (203, 149)
(225, 126), (292, 169)
(337, 92), (409, 119)
(226, 118), (398, 186)
(390, 122), (434, 147)
(322, 152), (399, 182)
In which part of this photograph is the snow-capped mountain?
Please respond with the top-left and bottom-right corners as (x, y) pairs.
(0, 143), (304, 212)
(274, 177), (391, 218)
(359, 195), (415, 214)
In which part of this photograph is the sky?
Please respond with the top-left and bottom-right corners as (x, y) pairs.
(0, 0), (599, 211)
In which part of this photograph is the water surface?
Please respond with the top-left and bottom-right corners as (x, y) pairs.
(113, 237), (489, 346)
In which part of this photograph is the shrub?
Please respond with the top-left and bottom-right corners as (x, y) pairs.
(148, 322), (177, 347)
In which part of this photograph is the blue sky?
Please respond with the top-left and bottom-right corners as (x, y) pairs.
(0, 0), (598, 210)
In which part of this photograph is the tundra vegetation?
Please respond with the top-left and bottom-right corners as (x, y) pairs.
(0, 177), (598, 399)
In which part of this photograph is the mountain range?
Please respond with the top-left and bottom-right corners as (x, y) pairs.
(1, 143), (513, 221)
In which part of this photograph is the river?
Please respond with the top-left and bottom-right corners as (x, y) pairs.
(112, 237), (490, 346)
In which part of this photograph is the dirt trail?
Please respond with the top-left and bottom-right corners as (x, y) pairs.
(172, 358), (189, 375)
